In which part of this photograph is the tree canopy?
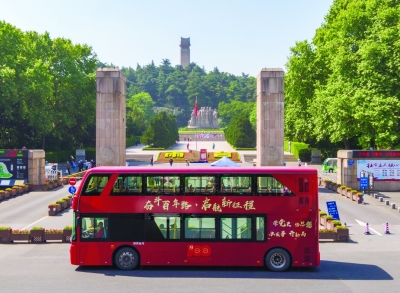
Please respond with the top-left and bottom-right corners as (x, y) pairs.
(285, 0), (400, 149)
(0, 21), (97, 150)
(140, 112), (179, 148)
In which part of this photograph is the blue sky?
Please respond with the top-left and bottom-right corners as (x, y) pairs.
(0, 0), (333, 77)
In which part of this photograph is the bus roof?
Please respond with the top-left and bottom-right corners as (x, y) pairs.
(84, 166), (318, 175)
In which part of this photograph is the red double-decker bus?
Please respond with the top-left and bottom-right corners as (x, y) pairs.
(70, 166), (319, 272)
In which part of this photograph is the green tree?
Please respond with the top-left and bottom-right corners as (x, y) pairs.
(141, 112), (179, 148)
(224, 113), (256, 148)
(218, 101), (254, 128)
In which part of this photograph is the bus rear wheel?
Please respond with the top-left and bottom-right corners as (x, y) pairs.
(265, 248), (290, 272)
(114, 247), (139, 270)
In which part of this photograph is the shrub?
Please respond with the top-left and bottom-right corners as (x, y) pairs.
(0, 226), (11, 231)
(319, 211), (327, 216)
(45, 229), (63, 234)
(31, 226), (43, 230)
(49, 203), (57, 207)
(336, 225), (348, 230)
(332, 220), (342, 226)
(326, 215), (333, 220)
(319, 229), (335, 233)
(64, 226), (72, 230)
(11, 229), (29, 234)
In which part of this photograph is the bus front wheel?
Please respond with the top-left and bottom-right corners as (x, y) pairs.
(265, 248), (291, 272)
(114, 247), (139, 270)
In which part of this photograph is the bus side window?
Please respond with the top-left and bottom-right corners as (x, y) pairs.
(82, 175), (109, 196)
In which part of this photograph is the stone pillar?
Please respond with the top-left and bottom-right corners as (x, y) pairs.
(180, 37), (191, 68)
(28, 150), (46, 184)
(256, 68), (284, 166)
(96, 68), (126, 167)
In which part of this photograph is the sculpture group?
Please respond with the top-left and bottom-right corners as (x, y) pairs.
(187, 107), (219, 129)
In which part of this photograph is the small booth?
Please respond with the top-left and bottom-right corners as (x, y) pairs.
(337, 150), (400, 191)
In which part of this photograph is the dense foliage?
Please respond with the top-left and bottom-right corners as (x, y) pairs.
(0, 21), (97, 150)
(121, 62), (256, 128)
(140, 112), (179, 148)
(285, 0), (400, 149)
(224, 113), (256, 148)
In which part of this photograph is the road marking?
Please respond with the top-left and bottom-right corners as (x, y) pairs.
(355, 219), (382, 236)
(21, 216), (48, 230)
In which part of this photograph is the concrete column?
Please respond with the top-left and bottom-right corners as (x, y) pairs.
(256, 68), (284, 166)
(96, 68), (126, 167)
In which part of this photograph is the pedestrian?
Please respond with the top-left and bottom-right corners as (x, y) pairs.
(212, 143), (215, 150)
(319, 177), (322, 186)
(169, 158), (173, 166)
(185, 159), (189, 167)
(22, 146), (26, 150)
(150, 157), (154, 166)
(78, 160), (84, 172)
(125, 162), (129, 166)
(85, 160), (89, 170)
(66, 161), (71, 175)
(298, 159), (302, 167)
(187, 143), (189, 150)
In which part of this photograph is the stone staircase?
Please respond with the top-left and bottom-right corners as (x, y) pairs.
(242, 153), (298, 164)
(126, 153), (154, 162)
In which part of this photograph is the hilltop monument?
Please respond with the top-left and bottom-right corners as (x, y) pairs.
(180, 37), (190, 68)
(256, 68), (284, 166)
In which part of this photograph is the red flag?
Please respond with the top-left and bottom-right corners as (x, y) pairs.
(193, 97), (198, 117)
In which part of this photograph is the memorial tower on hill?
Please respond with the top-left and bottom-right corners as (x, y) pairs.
(180, 37), (190, 68)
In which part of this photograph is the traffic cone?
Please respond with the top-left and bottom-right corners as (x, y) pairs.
(385, 222), (391, 234)
(364, 223), (371, 235)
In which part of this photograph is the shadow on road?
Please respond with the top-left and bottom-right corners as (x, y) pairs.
(76, 260), (392, 280)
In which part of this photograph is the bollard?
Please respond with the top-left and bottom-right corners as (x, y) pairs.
(398, 207), (400, 213)
(364, 223), (371, 235)
(379, 197), (383, 202)
(392, 203), (396, 209)
(385, 200), (390, 206)
(385, 222), (391, 234)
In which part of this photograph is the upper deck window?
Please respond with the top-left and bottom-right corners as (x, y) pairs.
(111, 175), (143, 195)
(185, 176), (216, 195)
(220, 176), (251, 195)
(146, 175), (180, 195)
(256, 175), (293, 196)
(82, 175), (110, 196)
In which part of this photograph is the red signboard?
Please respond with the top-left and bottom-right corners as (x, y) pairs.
(69, 178), (76, 186)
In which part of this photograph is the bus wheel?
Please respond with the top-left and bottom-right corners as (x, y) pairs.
(115, 247), (139, 270)
(265, 248), (290, 272)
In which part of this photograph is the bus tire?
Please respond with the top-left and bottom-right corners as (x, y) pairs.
(265, 248), (291, 272)
(114, 247), (140, 270)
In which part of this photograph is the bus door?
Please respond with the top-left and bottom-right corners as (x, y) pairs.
(78, 216), (110, 265)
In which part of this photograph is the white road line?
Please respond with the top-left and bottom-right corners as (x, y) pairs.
(21, 216), (48, 230)
(355, 219), (383, 236)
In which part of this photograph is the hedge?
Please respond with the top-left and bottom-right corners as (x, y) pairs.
(46, 148), (96, 164)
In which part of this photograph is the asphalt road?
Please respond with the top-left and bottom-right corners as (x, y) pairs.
(1, 143), (400, 292)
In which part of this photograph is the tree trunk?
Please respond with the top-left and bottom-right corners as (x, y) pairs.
(343, 138), (350, 150)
